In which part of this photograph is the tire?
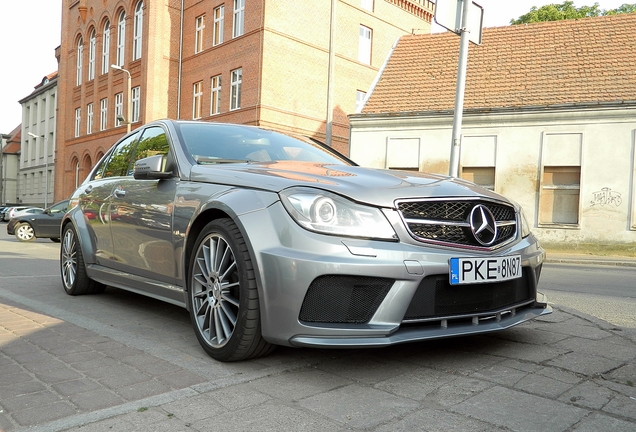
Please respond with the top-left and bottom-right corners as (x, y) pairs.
(15, 223), (35, 242)
(60, 224), (106, 295)
(187, 218), (274, 361)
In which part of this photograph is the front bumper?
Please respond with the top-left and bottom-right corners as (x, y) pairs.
(239, 202), (550, 347)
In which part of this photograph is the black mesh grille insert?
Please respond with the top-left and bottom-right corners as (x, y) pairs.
(403, 269), (533, 321)
(396, 199), (517, 248)
(299, 275), (394, 324)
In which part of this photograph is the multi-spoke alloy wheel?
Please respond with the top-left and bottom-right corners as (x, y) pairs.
(188, 219), (273, 361)
(60, 224), (105, 295)
(15, 223), (35, 242)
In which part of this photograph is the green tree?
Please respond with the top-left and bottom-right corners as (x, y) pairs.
(510, 1), (636, 24)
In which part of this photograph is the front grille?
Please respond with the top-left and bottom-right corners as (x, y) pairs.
(396, 199), (517, 249)
(403, 269), (533, 321)
(299, 275), (394, 324)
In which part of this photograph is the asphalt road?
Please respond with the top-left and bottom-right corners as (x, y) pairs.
(540, 263), (636, 329)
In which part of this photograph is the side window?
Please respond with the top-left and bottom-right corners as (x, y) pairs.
(129, 126), (170, 174)
(95, 132), (140, 179)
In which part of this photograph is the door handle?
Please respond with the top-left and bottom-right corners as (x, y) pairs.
(84, 185), (93, 194)
(113, 188), (126, 198)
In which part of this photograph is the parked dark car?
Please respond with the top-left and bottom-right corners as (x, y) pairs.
(60, 120), (551, 362)
(7, 200), (70, 242)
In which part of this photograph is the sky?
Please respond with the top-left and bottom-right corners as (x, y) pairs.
(0, 0), (631, 133)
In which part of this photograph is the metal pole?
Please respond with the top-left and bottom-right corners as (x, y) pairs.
(448, 0), (472, 178)
(125, 70), (132, 134)
(43, 135), (48, 208)
(325, 0), (336, 147)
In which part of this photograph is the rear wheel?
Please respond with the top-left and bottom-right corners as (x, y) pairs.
(187, 219), (274, 361)
(60, 224), (105, 295)
(15, 223), (35, 242)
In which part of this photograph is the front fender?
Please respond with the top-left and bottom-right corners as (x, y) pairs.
(61, 207), (99, 267)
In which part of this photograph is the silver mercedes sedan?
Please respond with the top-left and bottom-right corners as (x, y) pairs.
(61, 120), (551, 361)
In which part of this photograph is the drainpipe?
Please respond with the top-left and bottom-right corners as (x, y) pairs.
(325, 0), (336, 146)
(177, 0), (185, 119)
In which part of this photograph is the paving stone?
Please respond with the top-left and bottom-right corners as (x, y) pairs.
(114, 378), (173, 400)
(453, 386), (589, 431)
(52, 378), (102, 397)
(248, 367), (348, 402)
(547, 352), (625, 376)
(67, 388), (126, 410)
(602, 393), (636, 421)
(192, 402), (346, 432)
(299, 384), (419, 429)
(557, 336), (636, 362)
(374, 367), (455, 401)
(548, 319), (613, 340)
(21, 358), (68, 373)
(573, 412), (636, 431)
(94, 367), (152, 390)
(314, 354), (414, 385)
(10, 401), (78, 427)
(558, 381), (617, 410)
(514, 371), (579, 399)
(0, 379), (46, 400)
(2, 390), (62, 412)
(154, 369), (207, 389)
(374, 408), (495, 432)
(602, 363), (636, 387)
(161, 392), (233, 423)
(430, 375), (496, 407)
(34, 367), (85, 384)
(0, 369), (32, 386)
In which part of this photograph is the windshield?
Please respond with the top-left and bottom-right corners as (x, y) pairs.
(175, 122), (353, 166)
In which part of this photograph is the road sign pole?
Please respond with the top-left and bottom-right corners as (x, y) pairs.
(449, 0), (472, 178)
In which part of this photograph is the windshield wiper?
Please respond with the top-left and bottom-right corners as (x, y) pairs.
(194, 156), (252, 164)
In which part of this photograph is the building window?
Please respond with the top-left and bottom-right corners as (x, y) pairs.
(213, 6), (224, 46)
(102, 20), (110, 75)
(539, 166), (581, 225)
(230, 68), (242, 110)
(358, 25), (372, 64)
(115, 92), (123, 126)
(193, 81), (203, 119)
(233, 0), (244, 38)
(87, 103), (94, 134)
(195, 15), (205, 53)
(132, 86), (141, 122)
(100, 98), (108, 131)
(210, 75), (221, 115)
(76, 37), (83, 86)
(461, 167), (495, 190)
(355, 90), (366, 112)
(88, 29), (96, 81)
(116, 11), (126, 66)
(133, 1), (144, 60)
(75, 108), (81, 137)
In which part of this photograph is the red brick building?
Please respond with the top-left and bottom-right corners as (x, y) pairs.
(55, 0), (433, 201)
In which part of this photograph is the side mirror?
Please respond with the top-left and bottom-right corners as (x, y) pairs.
(133, 154), (172, 180)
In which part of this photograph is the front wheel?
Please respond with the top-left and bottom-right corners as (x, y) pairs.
(188, 219), (274, 361)
(15, 223), (35, 242)
(60, 224), (105, 295)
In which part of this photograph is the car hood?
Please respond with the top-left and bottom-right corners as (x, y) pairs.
(189, 161), (509, 208)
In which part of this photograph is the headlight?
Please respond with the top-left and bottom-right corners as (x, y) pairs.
(280, 187), (397, 240)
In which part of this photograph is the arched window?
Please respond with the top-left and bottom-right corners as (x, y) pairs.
(133, 2), (143, 60)
(88, 29), (96, 81)
(102, 20), (110, 74)
(116, 10), (126, 66)
(76, 36), (83, 86)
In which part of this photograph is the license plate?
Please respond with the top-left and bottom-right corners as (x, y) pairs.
(449, 255), (521, 285)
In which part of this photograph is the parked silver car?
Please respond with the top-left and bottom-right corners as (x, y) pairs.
(61, 120), (551, 361)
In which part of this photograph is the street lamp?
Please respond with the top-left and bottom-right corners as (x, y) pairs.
(27, 132), (49, 208)
(111, 64), (132, 133)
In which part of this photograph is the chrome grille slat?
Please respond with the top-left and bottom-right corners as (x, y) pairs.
(396, 198), (518, 250)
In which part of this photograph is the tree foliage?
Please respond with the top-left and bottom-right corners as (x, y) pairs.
(510, 1), (636, 24)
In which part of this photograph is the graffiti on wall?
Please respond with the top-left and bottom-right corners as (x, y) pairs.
(590, 187), (622, 207)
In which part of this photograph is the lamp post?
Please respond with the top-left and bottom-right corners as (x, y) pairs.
(28, 132), (49, 208)
(111, 64), (132, 133)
